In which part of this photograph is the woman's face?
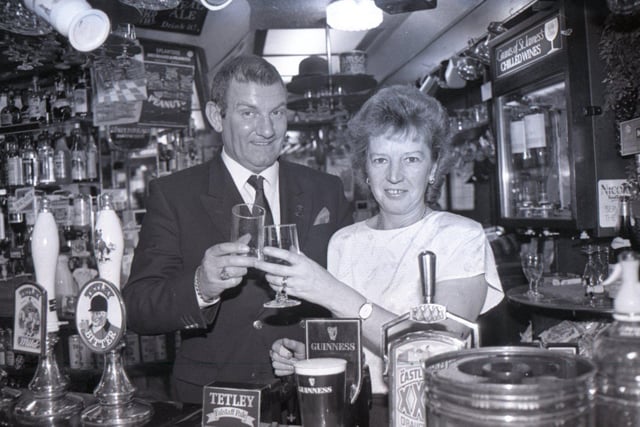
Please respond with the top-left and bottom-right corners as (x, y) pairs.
(366, 130), (434, 218)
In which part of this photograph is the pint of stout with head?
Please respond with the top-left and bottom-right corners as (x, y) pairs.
(294, 358), (347, 427)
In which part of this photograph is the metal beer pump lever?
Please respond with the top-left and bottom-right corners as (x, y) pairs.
(78, 193), (153, 425)
(14, 197), (84, 423)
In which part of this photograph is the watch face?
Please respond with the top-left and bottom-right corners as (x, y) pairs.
(359, 303), (373, 319)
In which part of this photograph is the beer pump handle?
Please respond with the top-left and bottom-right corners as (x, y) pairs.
(32, 197), (60, 333)
(419, 250), (436, 304)
(94, 193), (124, 289)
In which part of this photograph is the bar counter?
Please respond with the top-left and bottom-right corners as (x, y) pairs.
(0, 389), (301, 426)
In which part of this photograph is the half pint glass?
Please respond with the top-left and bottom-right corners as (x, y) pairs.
(295, 358), (347, 427)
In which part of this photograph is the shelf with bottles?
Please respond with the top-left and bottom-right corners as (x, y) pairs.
(0, 68), (93, 133)
(1, 120), (100, 191)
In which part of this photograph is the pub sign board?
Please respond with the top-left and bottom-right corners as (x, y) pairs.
(305, 318), (363, 403)
(202, 383), (264, 426)
(136, 0), (208, 35)
(493, 14), (562, 79)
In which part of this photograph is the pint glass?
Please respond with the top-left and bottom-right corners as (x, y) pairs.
(294, 358), (347, 427)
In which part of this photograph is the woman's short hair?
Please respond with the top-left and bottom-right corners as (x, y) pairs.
(210, 54), (285, 117)
(348, 84), (453, 207)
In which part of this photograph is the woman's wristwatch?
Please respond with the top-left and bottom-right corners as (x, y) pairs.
(358, 301), (373, 320)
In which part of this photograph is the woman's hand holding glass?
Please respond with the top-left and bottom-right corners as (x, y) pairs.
(255, 243), (341, 309)
(262, 224), (302, 308)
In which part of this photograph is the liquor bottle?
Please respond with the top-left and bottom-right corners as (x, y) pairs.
(0, 88), (7, 113)
(31, 196), (60, 332)
(592, 251), (640, 426)
(94, 193), (124, 288)
(40, 89), (52, 124)
(73, 70), (90, 118)
(85, 131), (98, 180)
(52, 73), (72, 122)
(37, 130), (56, 186)
(0, 92), (21, 126)
(20, 134), (38, 186)
(70, 123), (87, 182)
(55, 250), (78, 317)
(4, 328), (14, 368)
(509, 117), (527, 170)
(0, 329), (6, 367)
(28, 76), (42, 122)
(524, 106), (549, 169)
(5, 134), (24, 187)
(53, 131), (72, 185)
(19, 88), (30, 119)
(71, 193), (92, 257)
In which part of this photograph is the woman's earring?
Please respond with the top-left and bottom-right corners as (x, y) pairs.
(428, 177), (436, 185)
(365, 177), (370, 185)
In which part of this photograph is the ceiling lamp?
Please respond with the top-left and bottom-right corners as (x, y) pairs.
(200, 0), (233, 10)
(326, 0), (383, 32)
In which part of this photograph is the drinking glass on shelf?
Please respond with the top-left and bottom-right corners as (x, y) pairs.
(521, 252), (544, 298)
(263, 223), (301, 308)
(230, 203), (265, 259)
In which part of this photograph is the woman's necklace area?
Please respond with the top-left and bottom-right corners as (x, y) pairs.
(375, 205), (431, 230)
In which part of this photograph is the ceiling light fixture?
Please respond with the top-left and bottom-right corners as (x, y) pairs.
(200, 0), (233, 11)
(326, 0), (383, 32)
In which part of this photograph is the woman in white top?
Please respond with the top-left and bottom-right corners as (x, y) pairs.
(254, 85), (503, 423)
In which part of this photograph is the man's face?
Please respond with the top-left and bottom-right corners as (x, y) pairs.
(91, 311), (107, 329)
(208, 79), (288, 173)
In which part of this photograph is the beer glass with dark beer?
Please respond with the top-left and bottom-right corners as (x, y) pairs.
(294, 358), (347, 427)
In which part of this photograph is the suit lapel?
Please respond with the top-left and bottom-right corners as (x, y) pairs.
(279, 161), (313, 250)
(199, 155), (244, 242)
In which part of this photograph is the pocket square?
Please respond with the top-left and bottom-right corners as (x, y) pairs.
(313, 207), (331, 225)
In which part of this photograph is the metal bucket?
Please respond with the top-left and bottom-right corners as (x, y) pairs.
(423, 347), (597, 426)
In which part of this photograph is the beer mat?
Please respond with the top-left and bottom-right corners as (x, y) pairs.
(544, 272), (581, 286)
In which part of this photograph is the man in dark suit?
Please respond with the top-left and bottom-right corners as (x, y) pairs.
(122, 55), (352, 403)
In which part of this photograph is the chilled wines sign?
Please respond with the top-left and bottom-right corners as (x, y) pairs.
(494, 15), (561, 78)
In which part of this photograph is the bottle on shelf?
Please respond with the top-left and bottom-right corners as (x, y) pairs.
(71, 193), (92, 257)
(612, 192), (635, 259)
(18, 88), (29, 119)
(73, 69), (90, 118)
(37, 130), (56, 186)
(28, 76), (42, 122)
(5, 134), (24, 188)
(4, 328), (14, 368)
(52, 73), (72, 122)
(70, 123), (87, 182)
(0, 91), (22, 126)
(0, 328), (6, 367)
(40, 89), (52, 125)
(85, 130), (98, 181)
(53, 130), (72, 185)
(524, 105), (549, 169)
(509, 113), (528, 170)
(592, 250), (640, 425)
(20, 133), (38, 186)
(0, 88), (8, 113)
(55, 249), (78, 318)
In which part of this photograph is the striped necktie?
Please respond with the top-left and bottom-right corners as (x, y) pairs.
(247, 175), (274, 226)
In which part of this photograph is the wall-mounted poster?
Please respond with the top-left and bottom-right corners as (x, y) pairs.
(138, 39), (197, 128)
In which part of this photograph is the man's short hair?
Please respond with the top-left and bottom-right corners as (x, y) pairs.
(210, 54), (285, 117)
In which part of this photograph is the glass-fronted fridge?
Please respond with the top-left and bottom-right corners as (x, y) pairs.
(490, 0), (627, 236)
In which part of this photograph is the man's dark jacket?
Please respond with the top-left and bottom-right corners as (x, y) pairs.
(123, 154), (352, 402)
